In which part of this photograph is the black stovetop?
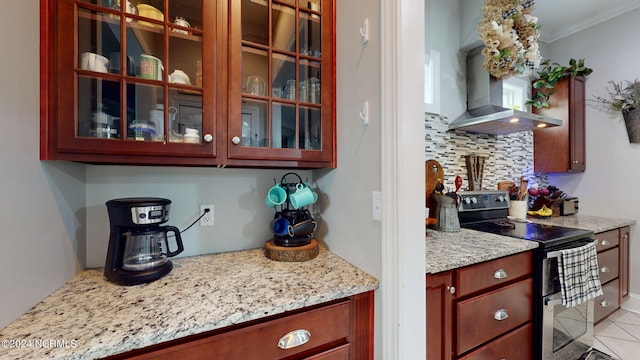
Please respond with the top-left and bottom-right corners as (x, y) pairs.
(462, 220), (594, 249)
(457, 190), (594, 249)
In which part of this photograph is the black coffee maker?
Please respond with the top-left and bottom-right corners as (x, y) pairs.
(104, 197), (184, 285)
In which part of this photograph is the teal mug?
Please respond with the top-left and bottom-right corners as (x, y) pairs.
(289, 183), (318, 209)
(265, 185), (287, 207)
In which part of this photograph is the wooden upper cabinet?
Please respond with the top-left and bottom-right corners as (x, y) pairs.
(533, 76), (586, 173)
(40, 0), (336, 168)
(225, 0), (336, 168)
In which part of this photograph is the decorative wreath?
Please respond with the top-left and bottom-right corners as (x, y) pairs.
(478, 0), (542, 79)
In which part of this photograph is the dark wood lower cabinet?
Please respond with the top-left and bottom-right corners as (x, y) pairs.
(621, 227), (630, 300)
(458, 324), (532, 360)
(426, 252), (533, 360)
(426, 271), (454, 360)
(107, 292), (373, 360)
(593, 226), (631, 324)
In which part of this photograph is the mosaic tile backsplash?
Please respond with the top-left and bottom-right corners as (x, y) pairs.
(425, 113), (548, 191)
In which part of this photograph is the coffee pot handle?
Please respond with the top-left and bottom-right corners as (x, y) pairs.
(163, 226), (184, 257)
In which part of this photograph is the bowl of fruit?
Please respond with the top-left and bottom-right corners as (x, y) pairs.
(526, 185), (566, 217)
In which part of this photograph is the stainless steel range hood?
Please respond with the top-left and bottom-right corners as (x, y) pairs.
(449, 47), (562, 135)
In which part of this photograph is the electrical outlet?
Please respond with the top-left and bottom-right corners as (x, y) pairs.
(200, 204), (214, 226)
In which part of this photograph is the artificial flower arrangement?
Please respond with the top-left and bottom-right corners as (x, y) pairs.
(478, 0), (542, 79)
(592, 79), (640, 113)
(592, 79), (640, 143)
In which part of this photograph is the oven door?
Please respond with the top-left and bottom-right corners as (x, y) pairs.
(543, 292), (594, 360)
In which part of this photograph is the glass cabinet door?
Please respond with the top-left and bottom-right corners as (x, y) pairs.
(73, 0), (210, 151)
(229, 0), (332, 163)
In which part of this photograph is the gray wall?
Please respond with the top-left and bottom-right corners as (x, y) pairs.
(314, 1), (382, 356)
(0, 0), (85, 328)
(85, 167), (312, 267)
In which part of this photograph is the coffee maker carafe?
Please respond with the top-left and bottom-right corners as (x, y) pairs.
(104, 197), (184, 285)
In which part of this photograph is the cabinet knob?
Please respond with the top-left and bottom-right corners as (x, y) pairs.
(203, 133), (213, 143)
(600, 299), (610, 307)
(446, 286), (456, 295)
(493, 309), (509, 321)
(232, 136), (241, 145)
(493, 269), (508, 279)
(601, 266), (609, 273)
(278, 329), (311, 349)
(601, 239), (610, 246)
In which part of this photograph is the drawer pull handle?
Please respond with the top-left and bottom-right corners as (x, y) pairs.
(493, 309), (509, 321)
(601, 239), (610, 246)
(494, 269), (508, 279)
(278, 329), (311, 350)
(447, 286), (456, 295)
(600, 299), (610, 307)
(601, 266), (610, 273)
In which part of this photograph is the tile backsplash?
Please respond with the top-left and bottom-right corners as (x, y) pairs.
(425, 113), (548, 191)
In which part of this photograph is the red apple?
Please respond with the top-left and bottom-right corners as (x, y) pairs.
(538, 187), (550, 196)
(528, 188), (539, 196)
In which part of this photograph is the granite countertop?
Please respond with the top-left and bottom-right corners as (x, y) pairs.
(426, 214), (635, 275)
(426, 228), (539, 274)
(0, 248), (379, 360)
(527, 214), (635, 233)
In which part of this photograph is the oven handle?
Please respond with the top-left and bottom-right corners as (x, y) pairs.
(546, 238), (596, 259)
(545, 297), (563, 307)
(546, 250), (562, 259)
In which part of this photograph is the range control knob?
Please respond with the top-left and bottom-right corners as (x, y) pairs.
(471, 197), (477, 204)
(496, 195), (505, 202)
(464, 197), (472, 205)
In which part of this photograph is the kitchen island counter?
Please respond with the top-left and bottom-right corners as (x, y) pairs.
(528, 214), (635, 233)
(0, 248), (378, 360)
(426, 228), (539, 274)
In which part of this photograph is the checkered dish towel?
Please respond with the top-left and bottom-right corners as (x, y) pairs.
(557, 241), (603, 307)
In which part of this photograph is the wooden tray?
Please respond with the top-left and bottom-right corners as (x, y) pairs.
(264, 238), (319, 262)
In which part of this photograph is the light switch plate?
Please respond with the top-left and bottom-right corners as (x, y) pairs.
(372, 191), (381, 221)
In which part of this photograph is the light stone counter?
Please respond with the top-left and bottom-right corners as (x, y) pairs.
(426, 215), (635, 275)
(426, 228), (539, 274)
(0, 248), (379, 360)
(527, 214), (635, 233)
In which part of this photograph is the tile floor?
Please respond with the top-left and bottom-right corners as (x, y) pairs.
(594, 309), (640, 360)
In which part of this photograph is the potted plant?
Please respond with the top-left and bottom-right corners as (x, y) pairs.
(526, 58), (593, 109)
(592, 79), (640, 143)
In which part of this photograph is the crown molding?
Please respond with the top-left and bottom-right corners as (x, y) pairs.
(541, 1), (640, 42)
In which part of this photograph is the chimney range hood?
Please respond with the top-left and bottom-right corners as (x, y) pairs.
(449, 47), (562, 135)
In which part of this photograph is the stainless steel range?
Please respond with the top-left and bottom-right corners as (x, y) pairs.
(457, 190), (610, 360)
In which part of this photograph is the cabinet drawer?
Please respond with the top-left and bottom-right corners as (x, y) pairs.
(457, 278), (533, 355)
(595, 279), (620, 324)
(457, 252), (532, 297)
(305, 343), (350, 359)
(458, 323), (532, 360)
(129, 301), (351, 360)
(598, 248), (619, 284)
(595, 230), (619, 252)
